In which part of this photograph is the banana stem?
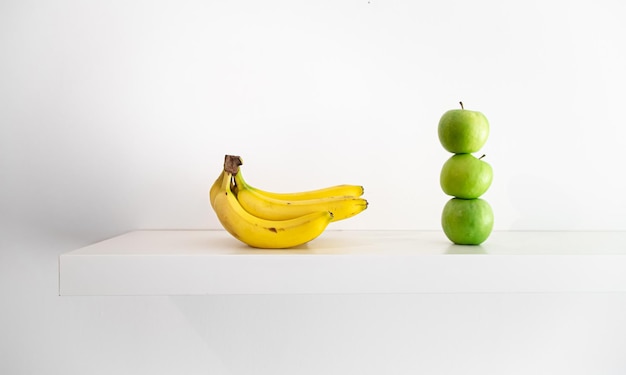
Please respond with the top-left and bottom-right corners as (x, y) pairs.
(224, 155), (243, 174)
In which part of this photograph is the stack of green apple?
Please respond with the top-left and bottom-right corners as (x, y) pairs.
(438, 102), (494, 245)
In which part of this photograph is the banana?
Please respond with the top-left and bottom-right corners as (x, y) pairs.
(234, 182), (368, 221)
(233, 170), (364, 200)
(209, 169), (225, 208)
(212, 171), (334, 249)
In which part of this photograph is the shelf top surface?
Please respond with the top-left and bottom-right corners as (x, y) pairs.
(62, 230), (626, 257)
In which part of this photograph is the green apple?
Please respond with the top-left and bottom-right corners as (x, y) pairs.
(440, 153), (493, 199)
(438, 102), (489, 153)
(441, 198), (493, 245)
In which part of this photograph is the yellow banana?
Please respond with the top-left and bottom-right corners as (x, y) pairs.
(233, 169), (364, 200)
(212, 171), (334, 249)
(209, 169), (225, 208)
(234, 181), (368, 221)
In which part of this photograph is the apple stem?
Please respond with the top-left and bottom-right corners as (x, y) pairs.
(479, 154), (486, 160)
(459, 101), (464, 110)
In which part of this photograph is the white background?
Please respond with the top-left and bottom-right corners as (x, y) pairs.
(2, 1), (626, 374)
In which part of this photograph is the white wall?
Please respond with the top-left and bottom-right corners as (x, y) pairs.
(2, 1), (626, 374)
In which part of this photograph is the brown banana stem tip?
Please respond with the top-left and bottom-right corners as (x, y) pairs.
(224, 155), (243, 174)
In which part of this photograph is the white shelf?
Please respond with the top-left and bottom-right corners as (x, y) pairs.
(58, 230), (626, 296)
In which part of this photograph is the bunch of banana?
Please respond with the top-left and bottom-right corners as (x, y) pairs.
(210, 155), (368, 249)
